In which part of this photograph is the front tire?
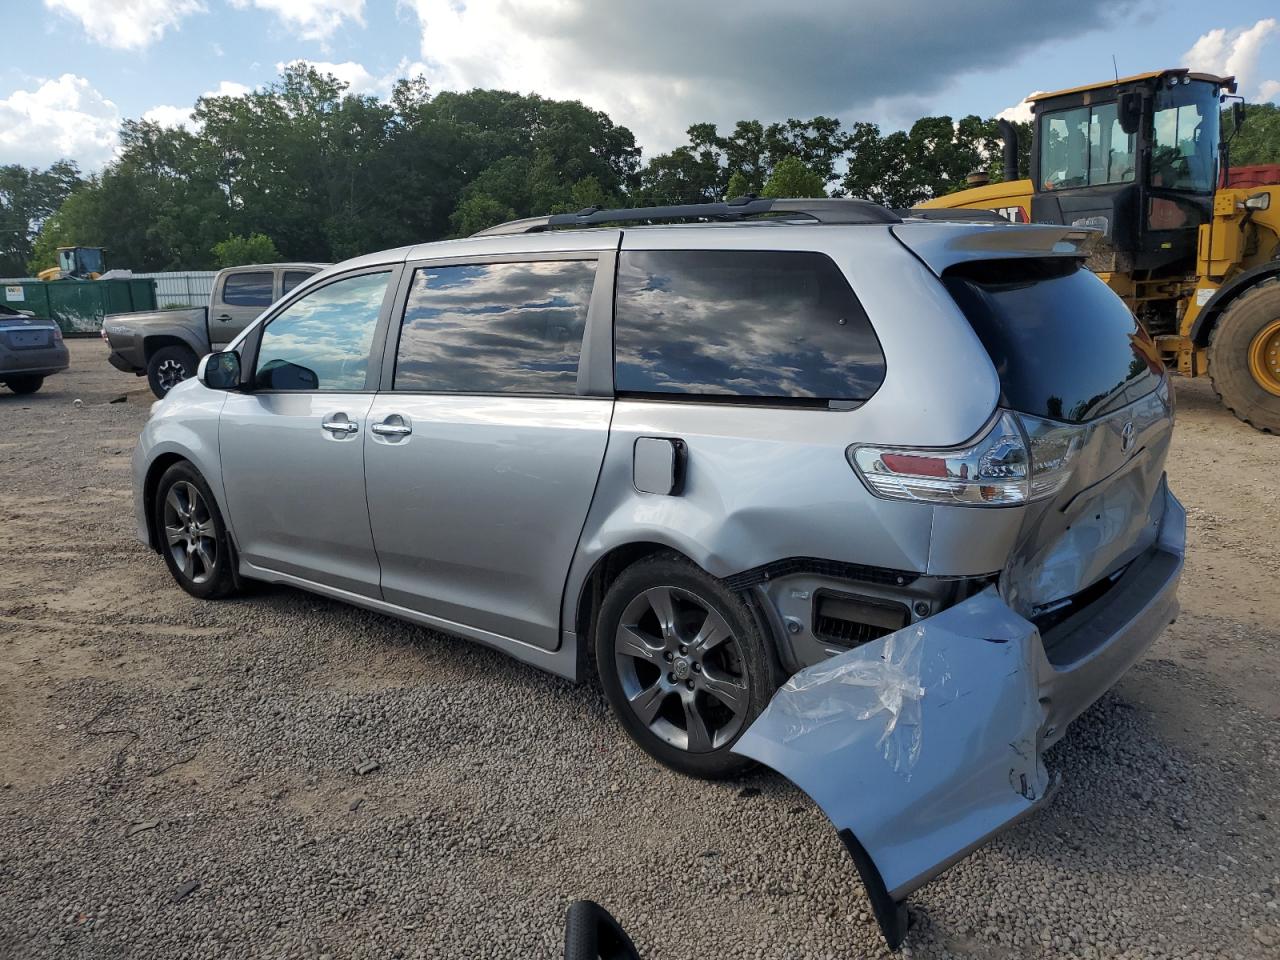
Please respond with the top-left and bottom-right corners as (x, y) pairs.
(5, 375), (44, 395)
(147, 345), (198, 399)
(595, 554), (783, 779)
(1208, 277), (1280, 434)
(153, 462), (239, 600)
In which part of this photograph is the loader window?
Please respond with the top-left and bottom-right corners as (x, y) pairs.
(1040, 103), (1136, 190)
(1152, 80), (1219, 193)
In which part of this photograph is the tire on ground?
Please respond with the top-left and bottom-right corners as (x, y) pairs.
(4, 375), (45, 395)
(153, 460), (240, 600)
(1208, 276), (1280, 434)
(594, 552), (784, 780)
(147, 344), (199, 399)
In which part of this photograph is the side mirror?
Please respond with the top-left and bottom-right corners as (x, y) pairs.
(1233, 101), (1246, 135)
(1117, 92), (1142, 136)
(199, 351), (241, 390)
(563, 901), (642, 960)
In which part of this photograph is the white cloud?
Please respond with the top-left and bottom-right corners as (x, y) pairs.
(143, 104), (194, 128)
(0, 74), (119, 168)
(228, 0), (364, 42)
(143, 80), (252, 132)
(1259, 79), (1280, 103)
(1184, 18), (1278, 98)
(43, 0), (204, 50)
(277, 59), (378, 95)
(205, 80), (251, 98)
(996, 94), (1044, 125)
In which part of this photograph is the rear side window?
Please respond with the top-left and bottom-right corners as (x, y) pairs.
(944, 260), (1162, 423)
(613, 250), (885, 404)
(221, 271), (274, 307)
(393, 260), (597, 394)
(282, 270), (313, 295)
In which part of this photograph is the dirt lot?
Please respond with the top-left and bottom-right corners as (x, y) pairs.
(1, 339), (1278, 960)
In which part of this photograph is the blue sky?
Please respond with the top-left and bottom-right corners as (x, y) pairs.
(2, 0), (1278, 171)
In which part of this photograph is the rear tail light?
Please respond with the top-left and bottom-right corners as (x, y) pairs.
(850, 411), (1084, 507)
(53, 326), (63, 341)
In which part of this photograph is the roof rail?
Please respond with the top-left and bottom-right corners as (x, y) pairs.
(470, 197), (901, 236)
(897, 208), (1012, 224)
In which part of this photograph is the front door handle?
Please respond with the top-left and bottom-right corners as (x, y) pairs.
(214, 314), (232, 322)
(322, 417), (359, 436)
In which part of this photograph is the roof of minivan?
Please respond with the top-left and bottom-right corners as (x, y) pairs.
(322, 215), (1098, 275)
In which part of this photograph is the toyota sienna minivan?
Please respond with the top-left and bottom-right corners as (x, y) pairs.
(132, 198), (1184, 947)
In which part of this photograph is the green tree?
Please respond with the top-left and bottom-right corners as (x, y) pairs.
(725, 170), (751, 200)
(212, 233), (281, 267)
(1227, 102), (1280, 167)
(761, 156), (826, 198)
(1, 161), (81, 276)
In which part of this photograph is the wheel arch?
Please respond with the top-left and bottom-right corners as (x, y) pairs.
(144, 334), (201, 364)
(573, 541), (692, 656)
(141, 453), (191, 551)
(570, 540), (785, 682)
(1190, 259), (1280, 347)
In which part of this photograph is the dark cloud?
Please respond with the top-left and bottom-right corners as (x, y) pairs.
(504, 0), (1136, 122)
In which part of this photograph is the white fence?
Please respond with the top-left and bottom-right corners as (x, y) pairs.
(133, 271), (218, 308)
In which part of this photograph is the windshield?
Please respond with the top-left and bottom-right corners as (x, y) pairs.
(1039, 100), (1137, 190)
(59, 248), (105, 275)
(1151, 80), (1219, 193)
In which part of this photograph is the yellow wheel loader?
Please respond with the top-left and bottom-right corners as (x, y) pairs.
(36, 246), (106, 281)
(918, 68), (1280, 433)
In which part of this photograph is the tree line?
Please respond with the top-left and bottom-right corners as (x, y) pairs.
(2, 64), (1278, 276)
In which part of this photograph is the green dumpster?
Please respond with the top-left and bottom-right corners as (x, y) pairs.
(1, 278), (157, 335)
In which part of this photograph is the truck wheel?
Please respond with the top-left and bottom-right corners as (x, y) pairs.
(1209, 277), (1280, 434)
(5, 375), (44, 395)
(147, 345), (198, 398)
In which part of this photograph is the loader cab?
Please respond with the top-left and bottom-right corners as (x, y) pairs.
(58, 246), (105, 279)
(1030, 70), (1235, 275)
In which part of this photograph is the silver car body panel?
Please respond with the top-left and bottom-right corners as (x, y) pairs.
(219, 391), (382, 597)
(364, 394), (612, 650)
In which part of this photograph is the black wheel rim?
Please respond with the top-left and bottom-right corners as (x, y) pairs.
(163, 481), (217, 584)
(613, 585), (750, 753)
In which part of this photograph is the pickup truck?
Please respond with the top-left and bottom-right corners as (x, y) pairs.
(103, 262), (325, 397)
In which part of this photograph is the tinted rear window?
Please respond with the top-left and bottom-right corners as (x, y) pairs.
(944, 260), (1162, 423)
(222, 271), (274, 307)
(614, 250), (885, 404)
(282, 270), (314, 295)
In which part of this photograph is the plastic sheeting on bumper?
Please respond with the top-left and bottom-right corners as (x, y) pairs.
(732, 485), (1185, 950)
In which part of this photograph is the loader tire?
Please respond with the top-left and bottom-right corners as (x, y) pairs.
(1208, 276), (1280, 434)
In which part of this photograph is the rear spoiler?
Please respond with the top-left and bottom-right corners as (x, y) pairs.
(891, 222), (1100, 276)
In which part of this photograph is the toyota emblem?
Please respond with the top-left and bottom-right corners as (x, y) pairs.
(1120, 421), (1136, 453)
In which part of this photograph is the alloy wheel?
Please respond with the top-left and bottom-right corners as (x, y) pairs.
(163, 481), (218, 584)
(613, 585), (750, 753)
(157, 358), (187, 393)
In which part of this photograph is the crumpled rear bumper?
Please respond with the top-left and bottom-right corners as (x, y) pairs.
(732, 485), (1185, 949)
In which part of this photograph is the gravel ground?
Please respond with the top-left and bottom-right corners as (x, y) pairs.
(1, 339), (1279, 960)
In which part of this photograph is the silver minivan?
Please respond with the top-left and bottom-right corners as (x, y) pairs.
(132, 199), (1184, 947)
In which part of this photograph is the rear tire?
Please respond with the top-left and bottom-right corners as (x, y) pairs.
(153, 461), (240, 600)
(1208, 277), (1280, 434)
(147, 345), (198, 399)
(5, 375), (44, 395)
(595, 554), (783, 780)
